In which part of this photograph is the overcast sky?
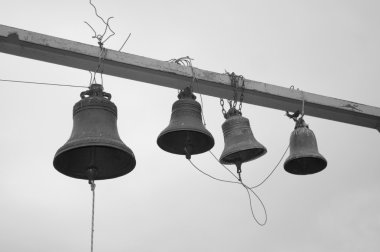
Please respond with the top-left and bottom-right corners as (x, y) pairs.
(0, 0), (379, 251)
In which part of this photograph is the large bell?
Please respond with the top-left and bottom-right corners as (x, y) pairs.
(157, 87), (214, 159)
(284, 118), (327, 175)
(220, 109), (267, 165)
(53, 84), (136, 180)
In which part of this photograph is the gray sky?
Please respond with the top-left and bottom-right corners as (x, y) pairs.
(0, 0), (379, 251)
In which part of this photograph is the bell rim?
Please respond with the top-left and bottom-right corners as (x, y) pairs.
(53, 144), (136, 180)
(283, 154), (327, 175)
(54, 165), (135, 180)
(219, 146), (267, 165)
(157, 129), (215, 155)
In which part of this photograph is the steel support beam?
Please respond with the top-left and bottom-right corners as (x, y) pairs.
(1, 24), (380, 130)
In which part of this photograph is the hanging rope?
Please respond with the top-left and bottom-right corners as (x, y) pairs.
(207, 145), (290, 225)
(242, 182), (267, 226)
(249, 145), (289, 189)
(187, 159), (267, 225)
(209, 145), (289, 189)
(89, 180), (96, 252)
(188, 159), (240, 185)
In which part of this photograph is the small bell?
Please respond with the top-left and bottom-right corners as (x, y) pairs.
(157, 87), (214, 159)
(53, 84), (136, 180)
(284, 118), (327, 175)
(220, 108), (267, 176)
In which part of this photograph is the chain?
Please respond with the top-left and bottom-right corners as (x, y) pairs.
(221, 71), (246, 117)
(220, 98), (227, 117)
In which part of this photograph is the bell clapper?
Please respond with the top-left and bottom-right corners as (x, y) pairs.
(184, 133), (193, 160)
(184, 143), (193, 160)
(236, 161), (242, 182)
(87, 165), (97, 180)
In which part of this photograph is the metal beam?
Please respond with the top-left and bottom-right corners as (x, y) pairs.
(1, 24), (380, 130)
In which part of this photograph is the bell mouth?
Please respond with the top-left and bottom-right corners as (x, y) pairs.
(284, 156), (327, 175)
(220, 148), (267, 165)
(53, 145), (136, 180)
(157, 130), (214, 155)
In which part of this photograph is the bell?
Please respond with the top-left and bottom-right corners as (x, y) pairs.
(157, 87), (214, 159)
(284, 118), (327, 175)
(53, 84), (136, 180)
(220, 109), (267, 165)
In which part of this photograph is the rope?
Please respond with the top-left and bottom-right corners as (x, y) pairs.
(187, 159), (267, 226)
(208, 145), (289, 189)
(188, 159), (240, 185)
(209, 151), (240, 180)
(90, 181), (96, 252)
(242, 182), (267, 226)
(250, 145), (289, 189)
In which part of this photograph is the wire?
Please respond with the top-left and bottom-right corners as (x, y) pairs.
(0, 78), (88, 88)
(209, 145), (289, 189)
(87, 0), (115, 44)
(209, 151), (240, 180)
(188, 159), (240, 185)
(100, 17), (115, 45)
(242, 182), (267, 226)
(119, 33), (132, 52)
(208, 148), (290, 225)
(188, 158), (267, 226)
(90, 46), (107, 85)
(250, 145), (289, 189)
